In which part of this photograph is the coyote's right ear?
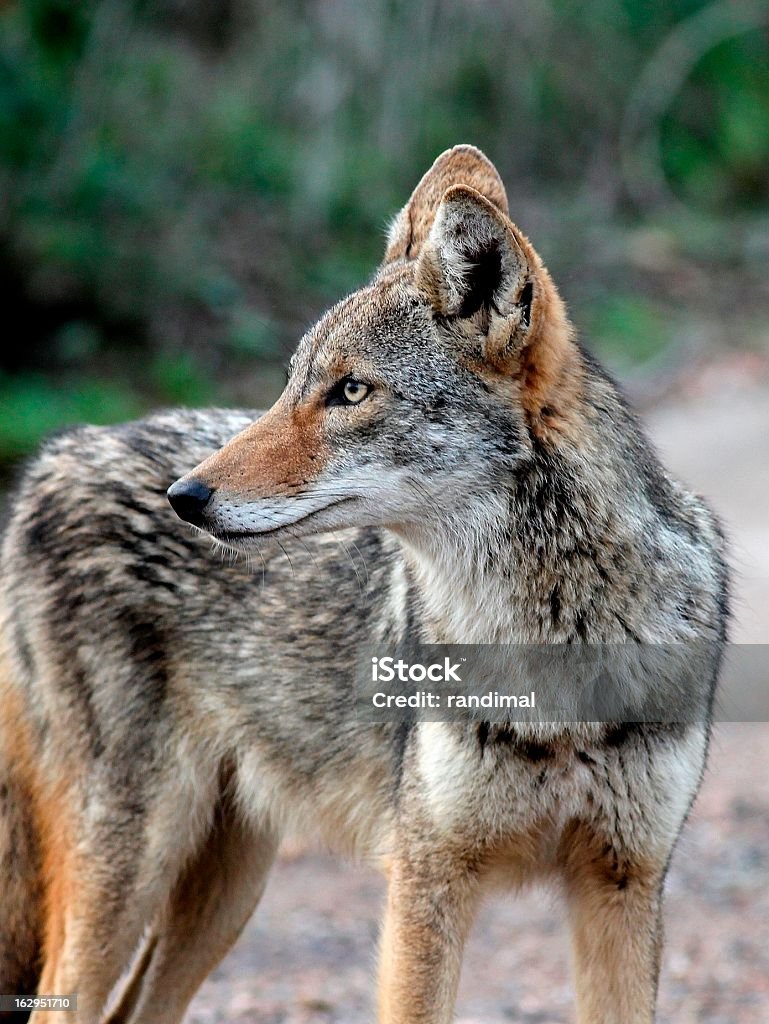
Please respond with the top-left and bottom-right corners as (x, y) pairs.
(415, 185), (576, 423)
(383, 144), (508, 264)
(414, 185), (539, 343)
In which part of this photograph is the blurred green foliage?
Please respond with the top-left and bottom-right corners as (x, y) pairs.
(0, 372), (143, 461)
(662, 31), (769, 210)
(0, 0), (767, 462)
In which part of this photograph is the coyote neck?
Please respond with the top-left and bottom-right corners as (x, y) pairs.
(396, 453), (644, 645)
(397, 494), (563, 644)
(402, 549), (528, 644)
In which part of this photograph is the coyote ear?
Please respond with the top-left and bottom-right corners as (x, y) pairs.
(417, 185), (577, 424)
(415, 184), (536, 335)
(383, 145), (508, 265)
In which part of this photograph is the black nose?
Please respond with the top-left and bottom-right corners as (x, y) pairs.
(167, 478), (214, 525)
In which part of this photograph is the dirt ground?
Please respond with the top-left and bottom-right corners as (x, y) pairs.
(185, 374), (769, 1024)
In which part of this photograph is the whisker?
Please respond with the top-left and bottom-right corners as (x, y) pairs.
(336, 536), (365, 598)
(347, 538), (370, 587)
(296, 536), (323, 577)
(275, 539), (296, 578)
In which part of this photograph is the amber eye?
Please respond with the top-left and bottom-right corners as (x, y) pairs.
(343, 380), (369, 404)
(327, 377), (372, 407)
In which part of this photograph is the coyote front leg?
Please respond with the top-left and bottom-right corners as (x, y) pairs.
(561, 823), (667, 1024)
(105, 810), (278, 1024)
(377, 848), (481, 1024)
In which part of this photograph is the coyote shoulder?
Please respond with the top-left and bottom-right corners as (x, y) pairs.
(0, 145), (728, 1024)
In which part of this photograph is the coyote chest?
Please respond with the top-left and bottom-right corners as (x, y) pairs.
(410, 719), (705, 865)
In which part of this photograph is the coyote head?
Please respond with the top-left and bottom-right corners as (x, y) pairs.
(168, 145), (581, 550)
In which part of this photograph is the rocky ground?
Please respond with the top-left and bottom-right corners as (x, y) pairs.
(184, 373), (769, 1024)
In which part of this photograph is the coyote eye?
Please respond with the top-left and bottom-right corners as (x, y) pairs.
(343, 380), (369, 403)
(327, 378), (372, 407)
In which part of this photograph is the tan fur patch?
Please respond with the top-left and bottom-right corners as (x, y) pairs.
(0, 654), (37, 802)
(477, 821), (552, 885)
(514, 272), (585, 442)
(378, 851), (480, 1024)
(35, 772), (79, 993)
(557, 817), (664, 892)
(189, 395), (329, 497)
(0, 652), (45, 982)
(558, 819), (666, 1024)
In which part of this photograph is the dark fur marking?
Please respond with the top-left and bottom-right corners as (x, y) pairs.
(403, 566), (424, 644)
(549, 585), (561, 626)
(128, 560), (178, 595)
(477, 720), (490, 757)
(517, 280), (533, 327)
(519, 740), (555, 762)
(604, 723), (634, 747)
(24, 510), (60, 553)
(458, 242), (503, 318)
(391, 719), (413, 798)
(122, 612), (170, 718)
(573, 612), (588, 641)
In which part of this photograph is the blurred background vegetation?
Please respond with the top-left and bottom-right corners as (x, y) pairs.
(1, 0), (767, 468)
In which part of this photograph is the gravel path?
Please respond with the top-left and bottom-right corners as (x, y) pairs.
(184, 379), (769, 1023)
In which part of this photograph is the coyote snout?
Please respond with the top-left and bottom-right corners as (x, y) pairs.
(166, 393), (367, 544)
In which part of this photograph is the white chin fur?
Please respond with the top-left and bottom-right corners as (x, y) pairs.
(209, 493), (356, 538)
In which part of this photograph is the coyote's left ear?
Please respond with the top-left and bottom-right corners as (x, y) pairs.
(384, 145), (508, 265)
(415, 185), (570, 371)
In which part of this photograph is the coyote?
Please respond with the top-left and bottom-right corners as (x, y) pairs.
(0, 146), (728, 1024)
